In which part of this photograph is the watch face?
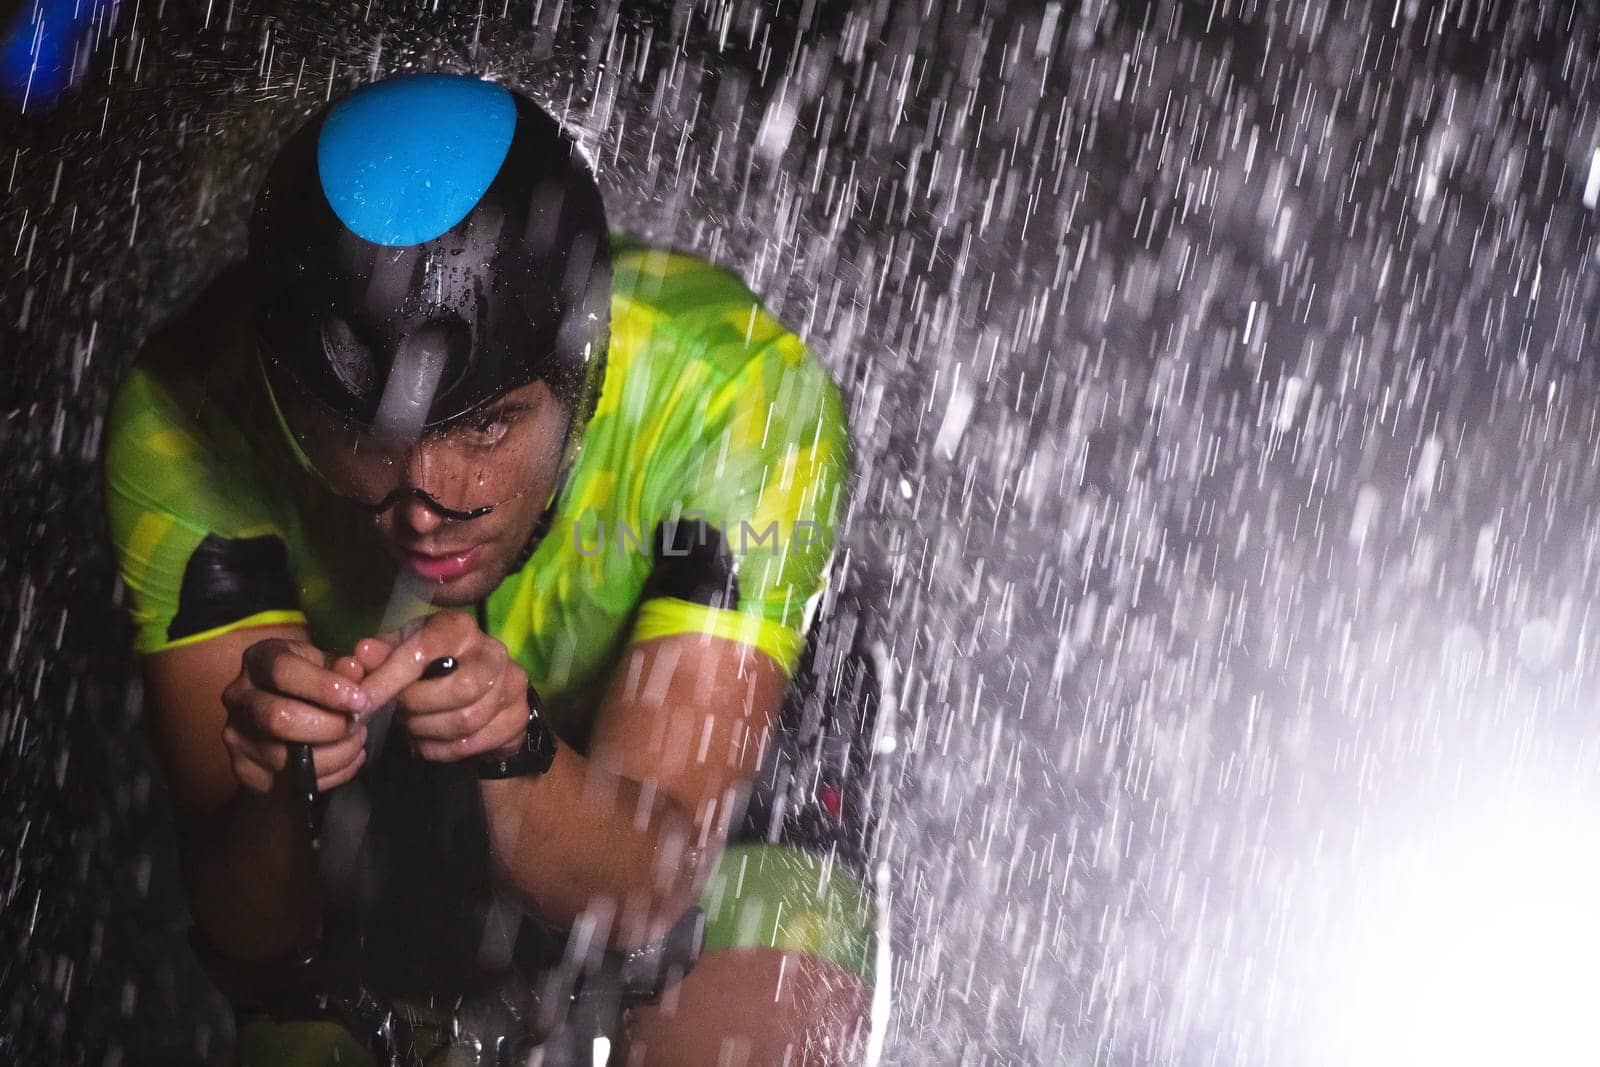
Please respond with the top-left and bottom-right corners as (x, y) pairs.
(525, 706), (558, 772)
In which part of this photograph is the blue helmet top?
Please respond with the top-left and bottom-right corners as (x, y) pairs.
(249, 72), (611, 433)
(316, 73), (517, 247)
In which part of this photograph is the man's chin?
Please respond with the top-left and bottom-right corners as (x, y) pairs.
(426, 567), (503, 606)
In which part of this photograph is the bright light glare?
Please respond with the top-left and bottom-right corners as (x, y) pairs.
(1315, 803), (1600, 1066)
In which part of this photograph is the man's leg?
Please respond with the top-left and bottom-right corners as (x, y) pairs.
(235, 1017), (372, 1067)
(619, 842), (877, 1066)
(620, 945), (872, 1066)
(619, 604), (886, 1067)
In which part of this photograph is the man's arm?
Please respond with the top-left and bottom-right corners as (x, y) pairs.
(143, 623), (368, 963)
(489, 630), (789, 947)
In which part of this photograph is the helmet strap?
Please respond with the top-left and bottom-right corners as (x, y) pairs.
(511, 466), (570, 570)
(258, 354), (324, 479)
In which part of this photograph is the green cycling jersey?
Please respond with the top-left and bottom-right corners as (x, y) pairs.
(105, 233), (850, 741)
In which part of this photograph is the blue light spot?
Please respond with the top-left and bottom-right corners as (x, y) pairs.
(1, 0), (97, 110)
(317, 73), (516, 247)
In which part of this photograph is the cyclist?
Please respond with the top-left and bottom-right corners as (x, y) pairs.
(103, 71), (876, 1065)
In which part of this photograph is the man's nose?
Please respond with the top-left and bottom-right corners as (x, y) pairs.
(396, 491), (446, 534)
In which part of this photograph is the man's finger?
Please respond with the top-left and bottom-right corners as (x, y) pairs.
(317, 749), (367, 792)
(417, 703), (528, 763)
(352, 638), (392, 674)
(241, 689), (355, 745)
(225, 726), (287, 774)
(404, 685), (505, 741)
(397, 643), (506, 718)
(310, 726), (368, 779)
(330, 654), (366, 684)
(357, 613), (475, 708)
(355, 642), (439, 710)
(225, 724), (366, 791)
(246, 642), (369, 715)
(229, 747), (274, 794)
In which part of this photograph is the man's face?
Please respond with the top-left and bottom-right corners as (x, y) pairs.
(381, 379), (570, 604)
(284, 378), (571, 604)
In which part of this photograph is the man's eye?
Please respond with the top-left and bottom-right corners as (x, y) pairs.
(463, 417), (510, 444)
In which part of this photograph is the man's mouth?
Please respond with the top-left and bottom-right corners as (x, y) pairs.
(403, 544), (485, 582)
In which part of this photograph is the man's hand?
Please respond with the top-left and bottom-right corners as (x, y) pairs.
(220, 637), (372, 794)
(354, 610), (529, 763)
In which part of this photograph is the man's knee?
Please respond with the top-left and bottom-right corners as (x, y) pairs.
(618, 841), (879, 1065)
(622, 946), (872, 1067)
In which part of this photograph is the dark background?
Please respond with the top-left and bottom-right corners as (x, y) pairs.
(8, 0), (1600, 1062)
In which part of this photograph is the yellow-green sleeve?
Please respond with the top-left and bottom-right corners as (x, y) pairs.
(629, 326), (851, 676)
(102, 359), (306, 655)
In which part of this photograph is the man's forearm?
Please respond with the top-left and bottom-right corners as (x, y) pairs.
(479, 743), (716, 950)
(182, 784), (322, 962)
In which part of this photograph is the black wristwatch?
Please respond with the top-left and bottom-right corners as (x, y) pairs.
(476, 685), (558, 780)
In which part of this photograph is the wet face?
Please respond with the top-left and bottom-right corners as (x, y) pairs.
(376, 379), (572, 604)
(354, 380), (570, 604)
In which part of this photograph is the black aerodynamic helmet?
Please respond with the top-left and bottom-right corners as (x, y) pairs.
(248, 71), (611, 456)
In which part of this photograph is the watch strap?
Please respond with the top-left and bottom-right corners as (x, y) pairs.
(476, 685), (557, 780)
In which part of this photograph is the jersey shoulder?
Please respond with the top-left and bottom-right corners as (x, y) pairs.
(600, 232), (848, 466)
(104, 267), (279, 531)
(609, 233), (811, 384)
(103, 266), (302, 653)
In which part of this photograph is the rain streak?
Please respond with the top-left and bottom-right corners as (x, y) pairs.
(6, 0), (1600, 1063)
